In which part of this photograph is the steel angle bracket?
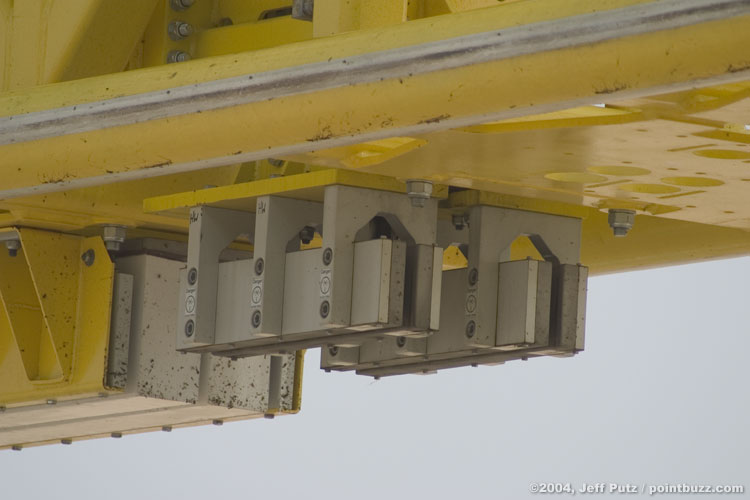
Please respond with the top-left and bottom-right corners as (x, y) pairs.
(178, 207), (254, 351)
(327, 204), (588, 376)
(0, 228), (115, 406)
(211, 184), (442, 359)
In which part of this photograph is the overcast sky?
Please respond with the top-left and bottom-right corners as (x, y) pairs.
(1, 256), (748, 499)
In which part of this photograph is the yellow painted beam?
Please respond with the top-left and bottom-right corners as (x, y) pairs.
(1, 0), (158, 90)
(2, 0), (750, 201)
(0, 229), (114, 406)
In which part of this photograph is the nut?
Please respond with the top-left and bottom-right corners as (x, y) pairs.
(168, 20), (194, 41)
(167, 50), (191, 63)
(406, 179), (433, 207)
(608, 209), (636, 237)
(5, 239), (20, 257)
(102, 225), (126, 252)
(170, 0), (195, 11)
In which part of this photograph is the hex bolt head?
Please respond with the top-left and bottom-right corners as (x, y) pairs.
(299, 226), (316, 245)
(111, 432), (123, 439)
(168, 20), (194, 41)
(4, 239), (20, 257)
(254, 258), (264, 276)
(608, 209), (636, 237)
(212, 419), (223, 426)
(396, 336), (407, 348)
(184, 319), (195, 337)
(319, 300), (330, 318)
(251, 310), (262, 328)
(328, 345), (339, 356)
(405, 179), (433, 208)
(167, 50), (191, 63)
(187, 267), (198, 285)
(465, 320), (476, 338)
(102, 225), (126, 252)
(61, 439), (72, 445)
(322, 247), (333, 265)
(170, 0), (195, 11)
(161, 426), (173, 432)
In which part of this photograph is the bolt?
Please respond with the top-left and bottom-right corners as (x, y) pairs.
(11, 445), (22, 451)
(320, 300), (330, 318)
(452, 214), (467, 230)
(468, 268), (478, 286)
(102, 225), (126, 252)
(81, 249), (95, 266)
(168, 20), (194, 41)
(396, 336), (407, 348)
(111, 432), (122, 438)
(263, 413), (275, 420)
(608, 209), (636, 237)
(268, 158), (285, 167)
(162, 426), (172, 432)
(291, 0), (314, 21)
(184, 319), (195, 337)
(167, 50), (191, 63)
(170, 0), (195, 11)
(465, 320), (476, 338)
(254, 258), (264, 275)
(251, 310), (262, 328)
(471, 363), (478, 368)
(4, 239), (20, 257)
(61, 439), (72, 445)
(187, 267), (198, 284)
(328, 345), (339, 356)
(46, 399), (56, 405)
(322, 247), (333, 265)
(299, 226), (316, 245)
(212, 419), (223, 426)
(405, 179), (433, 207)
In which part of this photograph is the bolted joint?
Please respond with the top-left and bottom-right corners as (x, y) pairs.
(5, 239), (20, 257)
(170, 0), (195, 11)
(102, 225), (127, 252)
(406, 179), (433, 208)
(299, 226), (316, 245)
(292, 0), (314, 21)
(452, 213), (468, 230)
(607, 209), (636, 237)
(168, 20), (194, 41)
(167, 50), (191, 63)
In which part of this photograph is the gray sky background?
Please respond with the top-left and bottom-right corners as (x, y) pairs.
(1, 256), (748, 499)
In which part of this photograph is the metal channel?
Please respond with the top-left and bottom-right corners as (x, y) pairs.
(2, 0), (748, 147)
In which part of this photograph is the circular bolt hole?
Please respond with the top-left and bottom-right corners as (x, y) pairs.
(328, 345), (339, 356)
(81, 249), (95, 267)
(468, 268), (478, 286)
(320, 300), (330, 318)
(254, 258), (264, 276)
(465, 320), (476, 338)
(184, 319), (195, 337)
(251, 310), (262, 328)
(396, 336), (407, 348)
(322, 247), (333, 265)
(187, 267), (198, 285)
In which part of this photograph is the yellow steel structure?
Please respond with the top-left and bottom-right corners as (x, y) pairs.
(0, 228), (114, 406)
(0, 0), (749, 428)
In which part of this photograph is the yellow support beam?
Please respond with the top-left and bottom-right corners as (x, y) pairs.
(0, 229), (115, 406)
(1, 0), (750, 200)
(1, 0), (158, 89)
